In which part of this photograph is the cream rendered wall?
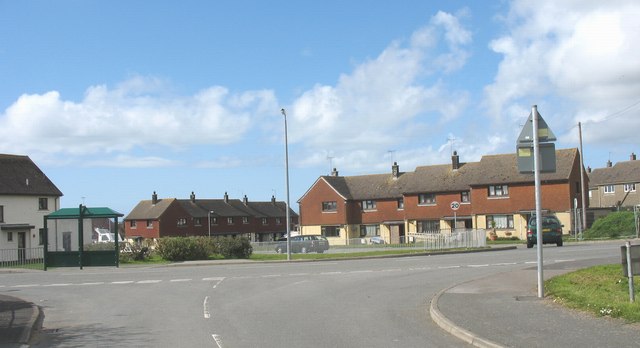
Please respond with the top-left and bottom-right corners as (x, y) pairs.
(0, 195), (59, 249)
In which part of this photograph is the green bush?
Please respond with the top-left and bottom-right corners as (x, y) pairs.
(214, 236), (252, 259)
(156, 237), (213, 261)
(584, 211), (636, 239)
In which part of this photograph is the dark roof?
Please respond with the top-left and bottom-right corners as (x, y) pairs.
(588, 160), (640, 188)
(126, 196), (297, 220)
(469, 148), (578, 186)
(125, 198), (177, 220)
(0, 154), (63, 196)
(314, 148), (579, 200)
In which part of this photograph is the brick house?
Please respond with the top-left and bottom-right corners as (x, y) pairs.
(124, 191), (298, 243)
(0, 154), (63, 255)
(588, 153), (639, 209)
(298, 148), (586, 245)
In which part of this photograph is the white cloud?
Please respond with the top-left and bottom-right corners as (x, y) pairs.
(287, 11), (473, 169)
(484, 0), (640, 147)
(0, 76), (277, 162)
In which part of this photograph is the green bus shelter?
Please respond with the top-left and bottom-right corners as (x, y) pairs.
(44, 205), (124, 270)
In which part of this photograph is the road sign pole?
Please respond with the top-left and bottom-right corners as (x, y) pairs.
(533, 105), (544, 298)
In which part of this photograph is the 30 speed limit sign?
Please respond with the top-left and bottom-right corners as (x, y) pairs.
(450, 201), (460, 211)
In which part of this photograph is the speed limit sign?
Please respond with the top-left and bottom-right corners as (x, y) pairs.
(450, 201), (460, 211)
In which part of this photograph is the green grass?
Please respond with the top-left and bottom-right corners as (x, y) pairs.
(0, 262), (44, 270)
(546, 264), (640, 322)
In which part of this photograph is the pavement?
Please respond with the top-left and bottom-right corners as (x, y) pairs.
(2, 249), (639, 347)
(430, 259), (640, 347)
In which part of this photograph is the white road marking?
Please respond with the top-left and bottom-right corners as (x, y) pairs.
(137, 280), (162, 284)
(492, 263), (517, 266)
(202, 277), (225, 281)
(468, 264), (489, 268)
(438, 266), (461, 269)
(212, 334), (223, 348)
(80, 282), (105, 286)
(212, 278), (224, 289)
(320, 271), (343, 275)
(261, 274), (282, 278)
(554, 259), (576, 263)
(289, 273), (310, 276)
(349, 270), (374, 274)
(203, 296), (211, 319)
(525, 261), (537, 264)
(111, 281), (134, 284)
(12, 284), (39, 288)
(43, 283), (71, 287)
(170, 278), (192, 282)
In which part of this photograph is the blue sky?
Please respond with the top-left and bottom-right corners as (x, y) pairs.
(1, 1), (639, 215)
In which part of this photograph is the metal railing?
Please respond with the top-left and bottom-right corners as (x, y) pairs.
(0, 247), (44, 269)
(251, 229), (487, 254)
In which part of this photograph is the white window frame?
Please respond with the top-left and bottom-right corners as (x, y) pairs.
(418, 193), (436, 205)
(624, 183), (636, 193)
(361, 200), (377, 211)
(322, 201), (337, 212)
(488, 185), (509, 197)
(604, 185), (615, 194)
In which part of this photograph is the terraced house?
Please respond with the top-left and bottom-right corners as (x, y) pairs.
(298, 148), (586, 245)
(124, 191), (298, 243)
(588, 153), (640, 209)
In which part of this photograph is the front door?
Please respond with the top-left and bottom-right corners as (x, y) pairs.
(17, 232), (26, 262)
(63, 232), (72, 252)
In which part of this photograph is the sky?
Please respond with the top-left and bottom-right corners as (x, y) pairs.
(1, 0), (639, 215)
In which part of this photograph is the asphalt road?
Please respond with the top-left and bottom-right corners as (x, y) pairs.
(0, 242), (621, 347)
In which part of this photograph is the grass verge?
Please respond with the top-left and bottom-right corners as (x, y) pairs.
(250, 247), (485, 261)
(545, 264), (640, 322)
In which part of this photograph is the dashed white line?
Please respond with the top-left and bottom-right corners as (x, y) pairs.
(468, 264), (489, 268)
(525, 261), (537, 264)
(80, 282), (105, 286)
(43, 283), (71, 287)
(349, 270), (374, 274)
(111, 281), (134, 285)
(261, 274), (282, 278)
(12, 284), (39, 288)
(492, 262), (517, 266)
(170, 278), (192, 282)
(137, 280), (162, 284)
(203, 296), (211, 319)
(320, 271), (343, 275)
(438, 266), (461, 269)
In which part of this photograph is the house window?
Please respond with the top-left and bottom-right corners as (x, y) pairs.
(210, 217), (218, 225)
(242, 217), (249, 224)
(275, 217), (282, 225)
(604, 185), (615, 194)
(362, 200), (376, 210)
(146, 220), (153, 228)
(39, 229), (44, 245)
(177, 218), (187, 227)
(397, 198), (404, 210)
(624, 184), (636, 193)
(486, 215), (514, 229)
(130, 221), (137, 228)
(262, 217), (268, 225)
(39, 197), (48, 210)
(194, 218), (202, 226)
(321, 225), (340, 237)
(227, 217), (234, 225)
(461, 191), (470, 203)
(417, 220), (440, 233)
(322, 201), (337, 212)
(7, 231), (13, 242)
(418, 193), (436, 205)
(359, 224), (380, 237)
(0, 205), (3, 222)
(488, 185), (509, 197)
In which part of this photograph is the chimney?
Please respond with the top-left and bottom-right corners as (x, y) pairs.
(271, 195), (276, 204)
(607, 160), (612, 168)
(152, 191), (158, 205)
(631, 152), (637, 161)
(392, 162), (399, 179)
(224, 192), (229, 203)
(587, 166), (591, 173)
(243, 195), (248, 205)
(331, 168), (339, 176)
(190, 191), (196, 203)
(452, 151), (460, 170)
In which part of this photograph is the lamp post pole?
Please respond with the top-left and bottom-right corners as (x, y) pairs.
(208, 211), (214, 238)
(281, 108), (292, 261)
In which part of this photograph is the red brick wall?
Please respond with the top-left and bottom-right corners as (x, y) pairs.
(404, 192), (472, 219)
(299, 178), (347, 225)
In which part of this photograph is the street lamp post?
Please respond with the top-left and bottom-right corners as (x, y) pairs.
(281, 108), (292, 261)
(208, 210), (214, 238)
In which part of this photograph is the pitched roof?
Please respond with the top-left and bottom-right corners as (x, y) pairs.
(315, 148), (579, 200)
(125, 198), (177, 220)
(588, 160), (640, 188)
(0, 154), (63, 196)
(469, 148), (578, 186)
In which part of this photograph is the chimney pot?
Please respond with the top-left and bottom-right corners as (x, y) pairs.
(152, 191), (158, 205)
(631, 152), (636, 161)
(224, 192), (229, 203)
(392, 162), (399, 179)
(243, 195), (248, 205)
(331, 168), (339, 176)
(190, 191), (196, 203)
(452, 151), (460, 170)
(607, 160), (612, 167)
